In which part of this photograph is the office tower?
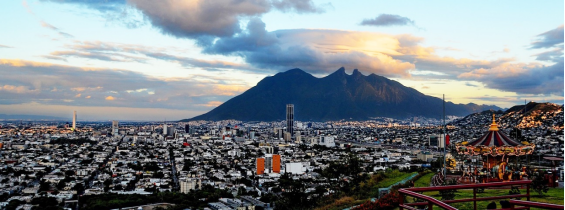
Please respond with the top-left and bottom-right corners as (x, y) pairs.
(163, 123), (167, 136)
(256, 158), (265, 175)
(272, 154), (281, 173)
(286, 104), (294, 137)
(112, 120), (119, 135)
(72, 111), (77, 130)
(185, 124), (190, 133)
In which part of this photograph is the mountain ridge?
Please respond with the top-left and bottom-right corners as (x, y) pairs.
(184, 68), (502, 121)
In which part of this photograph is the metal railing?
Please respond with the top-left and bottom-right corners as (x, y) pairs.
(398, 180), (547, 210)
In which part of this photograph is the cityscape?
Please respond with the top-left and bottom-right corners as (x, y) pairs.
(0, 1), (564, 210)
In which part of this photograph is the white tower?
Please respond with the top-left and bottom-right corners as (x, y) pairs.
(72, 111), (77, 130)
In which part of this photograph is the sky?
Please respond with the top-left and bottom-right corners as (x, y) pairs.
(0, 0), (563, 121)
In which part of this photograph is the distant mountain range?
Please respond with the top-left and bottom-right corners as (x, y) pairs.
(184, 68), (502, 121)
(0, 114), (67, 121)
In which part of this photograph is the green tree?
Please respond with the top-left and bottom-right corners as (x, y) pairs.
(531, 173), (549, 197)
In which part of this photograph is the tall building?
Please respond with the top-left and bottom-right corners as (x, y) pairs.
(272, 154), (281, 173)
(163, 123), (168, 136)
(256, 158), (265, 175)
(112, 120), (119, 135)
(72, 111), (77, 130)
(185, 124), (190, 133)
(286, 104), (294, 137)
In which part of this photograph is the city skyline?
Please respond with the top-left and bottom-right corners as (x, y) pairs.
(0, 1), (563, 121)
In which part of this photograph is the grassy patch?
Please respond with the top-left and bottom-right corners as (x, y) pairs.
(413, 172), (434, 187)
(374, 171), (417, 188)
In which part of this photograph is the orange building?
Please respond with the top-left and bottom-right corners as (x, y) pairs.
(272, 154), (281, 173)
(256, 158), (265, 175)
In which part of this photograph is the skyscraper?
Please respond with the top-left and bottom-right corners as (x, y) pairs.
(112, 120), (119, 135)
(72, 111), (77, 130)
(163, 123), (168, 136)
(185, 124), (190, 133)
(286, 104), (294, 137)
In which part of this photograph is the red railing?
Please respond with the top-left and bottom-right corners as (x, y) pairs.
(398, 180), (542, 210)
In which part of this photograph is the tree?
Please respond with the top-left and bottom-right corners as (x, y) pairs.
(531, 172), (549, 197)
(73, 183), (85, 194)
(57, 180), (67, 190)
(39, 181), (51, 192)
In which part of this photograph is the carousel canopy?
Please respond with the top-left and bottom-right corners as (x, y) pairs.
(467, 114), (523, 147)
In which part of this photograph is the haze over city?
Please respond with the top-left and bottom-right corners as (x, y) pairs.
(1, 0), (563, 121)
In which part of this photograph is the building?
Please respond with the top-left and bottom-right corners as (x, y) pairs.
(429, 135), (445, 148)
(272, 154), (280, 173)
(318, 136), (335, 147)
(283, 132), (292, 142)
(417, 151), (434, 162)
(295, 131), (302, 144)
(72, 111), (77, 130)
(286, 104), (294, 137)
(112, 120), (119, 136)
(256, 158), (265, 175)
(180, 179), (200, 193)
(163, 123), (167, 136)
(167, 126), (175, 136)
(185, 124), (190, 133)
(285, 162), (305, 174)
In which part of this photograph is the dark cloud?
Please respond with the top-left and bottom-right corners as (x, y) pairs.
(360, 14), (415, 27)
(531, 25), (564, 49)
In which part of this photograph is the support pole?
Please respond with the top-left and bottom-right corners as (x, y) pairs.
(443, 94), (446, 183)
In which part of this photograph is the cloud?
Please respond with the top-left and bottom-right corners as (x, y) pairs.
(24, 2), (74, 38)
(360, 14), (416, 27)
(465, 82), (479, 87)
(43, 41), (252, 70)
(43, 0), (326, 38)
(271, 0), (327, 14)
(458, 61), (563, 95)
(530, 25), (564, 49)
(0, 44), (13, 48)
(198, 101), (223, 107)
(534, 45), (563, 62)
(0, 59), (250, 112)
(40, 0), (126, 12)
(200, 18), (415, 77)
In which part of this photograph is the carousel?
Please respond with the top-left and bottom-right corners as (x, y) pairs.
(456, 114), (535, 183)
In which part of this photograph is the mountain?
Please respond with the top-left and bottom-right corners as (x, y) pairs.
(184, 68), (502, 121)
